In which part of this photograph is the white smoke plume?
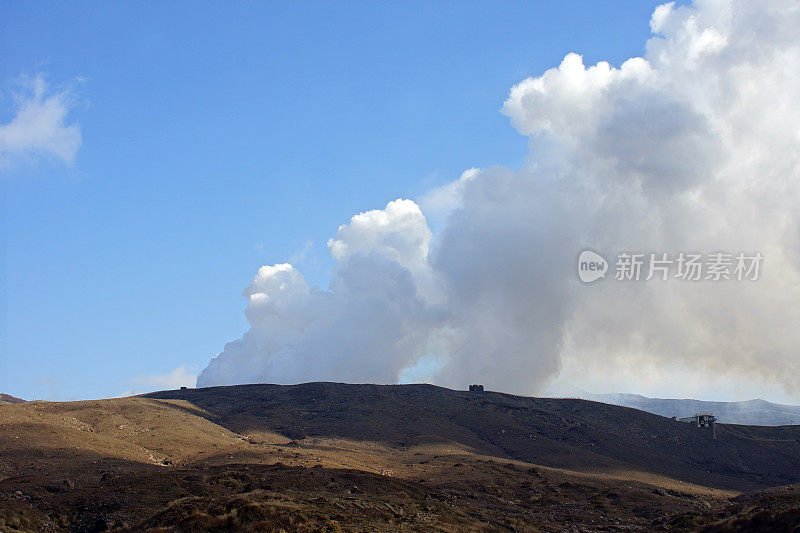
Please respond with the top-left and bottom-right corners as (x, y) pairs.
(199, 0), (800, 400)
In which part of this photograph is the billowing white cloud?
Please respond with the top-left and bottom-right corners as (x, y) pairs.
(419, 167), (480, 217)
(200, 200), (441, 387)
(200, 0), (800, 401)
(0, 74), (82, 166)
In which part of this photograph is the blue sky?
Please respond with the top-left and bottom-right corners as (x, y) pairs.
(2, 1), (672, 400)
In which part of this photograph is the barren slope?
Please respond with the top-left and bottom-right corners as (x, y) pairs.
(0, 383), (797, 532)
(0, 394), (25, 405)
(146, 382), (800, 491)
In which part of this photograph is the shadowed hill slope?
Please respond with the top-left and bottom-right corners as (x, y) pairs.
(145, 382), (800, 492)
(0, 393), (25, 404)
(2, 382), (799, 531)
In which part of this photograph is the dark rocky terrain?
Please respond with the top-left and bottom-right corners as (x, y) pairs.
(1, 382), (798, 531)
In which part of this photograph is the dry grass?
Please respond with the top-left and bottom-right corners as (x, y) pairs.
(1, 383), (798, 531)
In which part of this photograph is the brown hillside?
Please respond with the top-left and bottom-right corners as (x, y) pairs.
(0, 382), (797, 532)
(0, 394), (25, 404)
(146, 382), (800, 491)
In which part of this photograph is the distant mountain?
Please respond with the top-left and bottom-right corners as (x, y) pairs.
(0, 393), (26, 404)
(588, 393), (800, 426)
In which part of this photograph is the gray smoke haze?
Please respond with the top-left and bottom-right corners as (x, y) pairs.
(199, 0), (800, 401)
